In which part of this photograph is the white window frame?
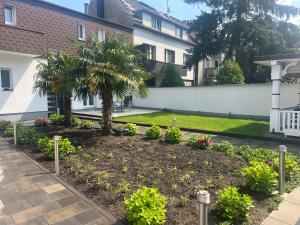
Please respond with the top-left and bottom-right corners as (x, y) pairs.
(97, 29), (106, 42)
(175, 26), (183, 39)
(4, 4), (16, 26)
(165, 49), (175, 64)
(77, 23), (86, 41)
(0, 68), (13, 91)
(151, 16), (161, 31)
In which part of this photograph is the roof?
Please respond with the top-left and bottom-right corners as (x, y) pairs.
(254, 53), (300, 66)
(121, 0), (190, 29)
(27, 0), (132, 32)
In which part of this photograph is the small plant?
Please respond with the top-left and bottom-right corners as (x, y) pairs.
(180, 194), (190, 207)
(274, 154), (300, 180)
(187, 135), (212, 150)
(216, 186), (254, 223)
(164, 127), (183, 144)
(49, 113), (65, 126)
(71, 116), (81, 127)
(242, 161), (278, 195)
(194, 180), (214, 193)
(83, 163), (96, 175)
(268, 195), (284, 212)
(68, 157), (82, 174)
(122, 166), (129, 173)
(236, 146), (277, 164)
(81, 153), (91, 160)
(124, 187), (167, 225)
(94, 171), (111, 189)
(146, 125), (162, 139)
(212, 141), (235, 156)
(16, 125), (40, 146)
(124, 123), (138, 136)
(0, 120), (10, 131)
(79, 120), (94, 129)
(105, 152), (113, 158)
(4, 122), (14, 137)
(115, 179), (131, 194)
(180, 174), (191, 183)
(202, 160), (213, 169)
(38, 136), (80, 159)
(34, 118), (50, 127)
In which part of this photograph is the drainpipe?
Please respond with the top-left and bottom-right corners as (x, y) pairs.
(298, 79), (300, 110)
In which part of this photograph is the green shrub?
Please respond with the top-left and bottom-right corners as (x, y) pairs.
(212, 141), (235, 156)
(242, 161), (278, 195)
(274, 155), (300, 180)
(146, 125), (162, 139)
(236, 146), (277, 164)
(71, 116), (81, 127)
(216, 186), (254, 223)
(79, 120), (94, 129)
(187, 135), (212, 150)
(4, 122), (14, 137)
(16, 125), (40, 146)
(34, 118), (50, 127)
(216, 60), (245, 85)
(160, 63), (184, 87)
(38, 136), (80, 159)
(49, 113), (65, 126)
(124, 187), (167, 225)
(0, 120), (11, 131)
(164, 127), (183, 144)
(124, 123), (138, 136)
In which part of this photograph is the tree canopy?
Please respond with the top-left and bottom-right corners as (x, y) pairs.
(216, 60), (245, 85)
(185, 0), (300, 83)
(160, 64), (185, 87)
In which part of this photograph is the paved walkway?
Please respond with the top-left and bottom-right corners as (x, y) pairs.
(0, 138), (119, 225)
(261, 187), (300, 225)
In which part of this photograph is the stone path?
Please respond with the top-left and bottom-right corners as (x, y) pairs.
(261, 187), (300, 225)
(0, 138), (119, 225)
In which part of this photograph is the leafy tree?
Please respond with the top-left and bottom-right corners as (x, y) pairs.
(185, 0), (300, 83)
(34, 53), (83, 127)
(160, 64), (184, 87)
(216, 60), (245, 85)
(76, 35), (149, 135)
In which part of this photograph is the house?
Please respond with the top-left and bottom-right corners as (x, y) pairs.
(87, 0), (207, 87)
(0, 0), (132, 120)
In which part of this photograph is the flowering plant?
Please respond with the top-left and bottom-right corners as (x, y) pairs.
(187, 135), (212, 150)
(35, 118), (50, 127)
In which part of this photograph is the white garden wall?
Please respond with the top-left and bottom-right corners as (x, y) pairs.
(133, 84), (299, 117)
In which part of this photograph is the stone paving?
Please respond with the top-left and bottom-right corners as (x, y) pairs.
(261, 187), (300, 225)
(0, 138), (119, 225)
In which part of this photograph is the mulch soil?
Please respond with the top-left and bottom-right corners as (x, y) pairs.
(17, 127), (276, 225)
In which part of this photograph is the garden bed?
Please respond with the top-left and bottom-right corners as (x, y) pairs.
(18, 127), (281, 225)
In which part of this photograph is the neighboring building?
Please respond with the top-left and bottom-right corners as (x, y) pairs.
(87, 0), (200, 86)
(0, 0), (132, 120)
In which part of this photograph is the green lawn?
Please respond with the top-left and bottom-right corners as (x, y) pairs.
(114, 112), (270, 137)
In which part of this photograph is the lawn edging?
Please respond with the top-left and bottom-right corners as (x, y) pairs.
(113, 120), (300, 145)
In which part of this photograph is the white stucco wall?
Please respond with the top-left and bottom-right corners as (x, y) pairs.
(133, 27), (194, 81)
(0, 51), (48, 118)
(133, 84), (299, 117)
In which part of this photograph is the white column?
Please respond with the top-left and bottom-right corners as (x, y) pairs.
(270, 63), (282, 133)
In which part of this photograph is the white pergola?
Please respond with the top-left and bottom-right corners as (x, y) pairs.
(255, 53), (300, 137)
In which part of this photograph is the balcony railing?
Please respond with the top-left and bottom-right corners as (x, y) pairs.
(280, 110), (300, 137)
(144, 60), (188, 77)
(0, 25), (45, 56)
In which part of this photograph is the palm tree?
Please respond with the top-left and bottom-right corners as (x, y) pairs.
(76, 35), (150, 135)
(34, 53), (83, 127)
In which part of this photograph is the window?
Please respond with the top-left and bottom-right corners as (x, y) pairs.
(151, 16), (161, 31)
(0, 69), (12, 90)
(97, 29), (105, 42)
(4, 5), (16, 25)
(175, 26), (183, 39)
(144, 44), (156, 60)
(165, 49), (175, 64)
(215, 60), (219, 68)
(77, 23), (86, 41)
(183, 54), (192, 71)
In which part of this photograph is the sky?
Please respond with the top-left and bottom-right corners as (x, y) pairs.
(45, 0), (300, 24)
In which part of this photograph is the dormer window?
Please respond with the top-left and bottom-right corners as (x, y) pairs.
(151, 16), (161, 31)
(175, 26), (183, 39)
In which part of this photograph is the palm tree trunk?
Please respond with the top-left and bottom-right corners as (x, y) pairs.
(101, 90), (113, 136)
(63, 93), (72, 127)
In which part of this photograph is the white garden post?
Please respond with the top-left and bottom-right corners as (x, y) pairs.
(279, 145), (287, 195)
(197, 190), (210, 225)
(54, 136), (60, 175)
(172, 117), (177, 127)
(13, 122), (17, 146)
(270, 62), (282, 133)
